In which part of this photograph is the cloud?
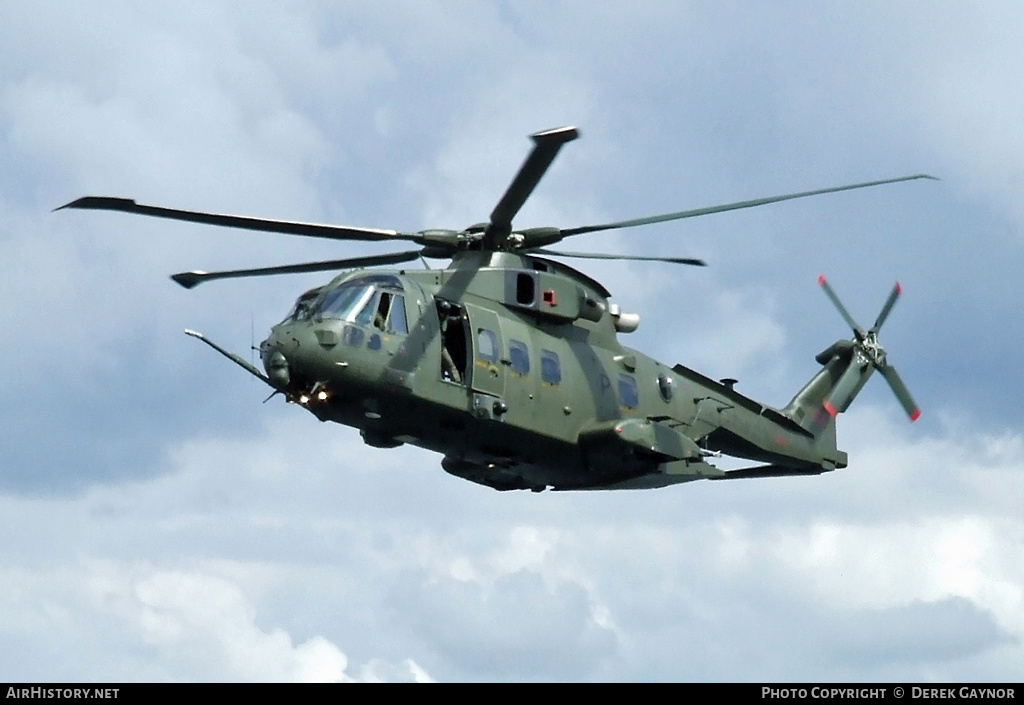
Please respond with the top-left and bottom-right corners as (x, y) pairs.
(0, 401), (1022, 681)
(130, 570), (352, 682)
(394, 569), (616, 680)
(827, 597), (1013, 667)
(0, 558), (432, 682)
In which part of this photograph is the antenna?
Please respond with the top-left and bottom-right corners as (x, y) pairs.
(250, 312), (256, 382)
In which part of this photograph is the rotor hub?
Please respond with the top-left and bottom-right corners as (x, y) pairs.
(858, 332), (887, 368)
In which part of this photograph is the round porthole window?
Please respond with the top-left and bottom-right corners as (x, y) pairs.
(657, 373), (675, 402)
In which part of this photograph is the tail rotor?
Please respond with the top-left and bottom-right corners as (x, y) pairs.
(818, 276), (920, 422)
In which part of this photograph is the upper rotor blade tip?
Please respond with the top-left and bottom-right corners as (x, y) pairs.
(54, 197), (90, 211)
(530, 126), (580, 144)
(818, 274), (827, 286)
(896, 281), (902, 294)
(910, 408), (921, 422)
(171, 272), (203, 289)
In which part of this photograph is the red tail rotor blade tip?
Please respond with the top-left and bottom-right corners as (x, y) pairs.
(818, 274), (827, 286)
(896, 282), (902, 294)
(910, 408), (921, 422)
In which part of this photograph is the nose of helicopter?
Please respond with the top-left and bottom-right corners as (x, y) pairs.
(259, 325), (351, 415)
(260, 324), (339, 397)
(260, 329), (293, 390)
(263, 347), (290, 389)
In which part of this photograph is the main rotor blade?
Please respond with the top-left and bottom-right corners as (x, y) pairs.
(560, 174), (937, 237)
(878, 364), (921, 422)
(170, 250), (422, 289)
(818, 275), (866, 339)
(57, 196), (415, 243)
(871, 281), (902, 333)
(483, 126), (579, 248)
(530, 248), (706, 266)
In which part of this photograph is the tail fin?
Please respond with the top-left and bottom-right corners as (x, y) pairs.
(783, 340), (873, 435)
(783, 276), (920, 436)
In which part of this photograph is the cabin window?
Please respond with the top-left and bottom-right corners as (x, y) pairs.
(509, 339), (530, 376)
(618, 374), (639, 409)
(367, 333), (382, 351)
(476, 328), (499, 363)
(541, 349), (561, 386)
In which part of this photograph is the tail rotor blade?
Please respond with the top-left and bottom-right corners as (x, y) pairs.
(819, 275), (866, 338)
(871, 281), (902, 333)
(879, 364), (921, 421)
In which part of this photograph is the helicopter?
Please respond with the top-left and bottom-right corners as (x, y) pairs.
(59, 126), (930, 491)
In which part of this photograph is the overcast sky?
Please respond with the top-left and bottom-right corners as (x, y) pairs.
(1, 1), (1022, 682)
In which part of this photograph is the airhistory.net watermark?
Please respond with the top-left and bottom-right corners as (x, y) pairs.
(6, 689), (118, 699)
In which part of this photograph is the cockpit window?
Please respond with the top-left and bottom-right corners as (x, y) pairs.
(354, 290), (378, 326)
(387, 295), (409, 334)
(283, 288), (322, 323)
(371, 292), (393, 329)
(317, 283), (375, 321)
(314, 275), (406, 324)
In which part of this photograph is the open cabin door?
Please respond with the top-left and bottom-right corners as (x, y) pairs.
(464, 303), (506, 397)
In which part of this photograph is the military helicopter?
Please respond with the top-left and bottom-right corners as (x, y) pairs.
(59, 127), (929, 491)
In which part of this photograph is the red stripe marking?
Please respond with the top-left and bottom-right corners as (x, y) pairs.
(823, 400), (837, 417)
